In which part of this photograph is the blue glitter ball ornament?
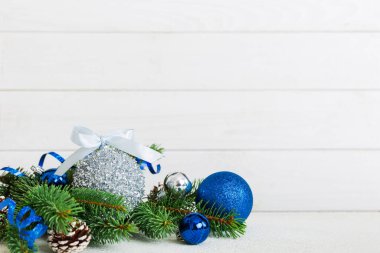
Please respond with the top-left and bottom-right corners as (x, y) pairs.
(40, 169), (68, 186)
(196, 171), (253, 220)
(179, 213), (210, 245)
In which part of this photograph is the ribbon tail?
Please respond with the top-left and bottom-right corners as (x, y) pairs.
(54, 147), (95, 176)
(1, 167), (25, 177)
(136, 158), (161, 174)
(109, 137), (163, 164)
(39, 152), (65, 168)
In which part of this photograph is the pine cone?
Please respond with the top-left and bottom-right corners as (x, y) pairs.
(48, 220), (91, 253)
(148, 182), (165, 202)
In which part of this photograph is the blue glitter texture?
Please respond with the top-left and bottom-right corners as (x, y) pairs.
(196, 171), (253, 220)
(179, 213), (210, 245)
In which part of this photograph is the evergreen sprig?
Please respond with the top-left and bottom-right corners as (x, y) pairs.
(8, 176), (40, 209)
(0, 169), (38, 201)
(0, 184), (8, 199)
(135, 180), (247, 239)
(149, 144), (165, 154)
(71, 187), (136, 244)
(25, 184), (83, 234)
(70, 187), (128, 213)
(0, 213), (7, 241)
(84, 212), (137, 244)
(132, 202), (177, 239)
(196, 201), (246, 238)
(6, 226), (36, 253)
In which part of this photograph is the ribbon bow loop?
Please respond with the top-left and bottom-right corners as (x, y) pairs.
(55, 126), (163, 176)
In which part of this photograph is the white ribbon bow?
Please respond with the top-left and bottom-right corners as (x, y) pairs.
(54, 126), (164, 176)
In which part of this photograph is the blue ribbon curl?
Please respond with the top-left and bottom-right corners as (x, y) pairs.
(38, 152), (68, 185)
(1, 166), (25, 177)
(136, 158), (161, 174)
(0, 198), (47, 250)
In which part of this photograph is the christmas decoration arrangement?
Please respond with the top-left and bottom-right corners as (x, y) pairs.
(0, 126), (254, 253)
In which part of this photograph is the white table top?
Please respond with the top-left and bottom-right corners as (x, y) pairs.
(1, 212), (379, 253)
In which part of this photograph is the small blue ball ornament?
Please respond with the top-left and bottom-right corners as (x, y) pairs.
(40, 169), (68, 186)
(196, 171), (253, 220)
(179, 213), (210, 245)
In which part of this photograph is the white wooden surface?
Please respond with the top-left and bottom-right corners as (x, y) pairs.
(1, 34), (380, 90)
(0, 0), (379, 211)
(3, 91), (380, 150)
(2, 213), (380, 253)
(1, 0), (380, 32)
(1, 2), (380, 251)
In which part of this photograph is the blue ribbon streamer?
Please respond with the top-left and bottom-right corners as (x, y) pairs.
(1, 167), (25, 177)
(38, 152), (65, 167)
(135, 158), (161, 174)
(0, 198), (47, 250)
(39, 152), (68, 185)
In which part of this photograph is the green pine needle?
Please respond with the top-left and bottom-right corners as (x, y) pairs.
(0, 170), (39, 203)
(70, 187), (136, 244)
(136, 179), (246, 239)
(0, 213), (7, 241)
(149, 144), (165, 154)
(8, 177), (40, 209)
(6, 226), (36, 253)
(132, 202), (177, 239)
(86, 212), (138, 244)
(25, 184), (83, 234)
(196, 201), (246, 238)
(70, 187), (129, 213)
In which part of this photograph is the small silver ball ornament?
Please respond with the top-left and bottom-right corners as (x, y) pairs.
(164, 172), (192, 193)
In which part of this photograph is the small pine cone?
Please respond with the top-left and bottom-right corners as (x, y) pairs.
(148, 182), (165, 202)
(48, 220), (91, 253)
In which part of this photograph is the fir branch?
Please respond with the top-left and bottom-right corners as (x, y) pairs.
(0, 213), (7, 241)
(0, 167), (31, 186)
(0, 183), (8, 198)
(6, 226), (36, 253)
(141, 180), (246, 239)
(70, 187), (128, 213)
(132, 202), (177, 239)
(71, 188), (136, 244)
(25, 184), (83, 234)
(85, 212), (137, 245)
(0, 169), (38, 200)
(149, 144), (165, 154)
(0, 173), (17, 186)
(76, 199), (126, 211)
(8, 176), (40, 208)
(196, 201), (246, 238)
(156, 190), (197, 213)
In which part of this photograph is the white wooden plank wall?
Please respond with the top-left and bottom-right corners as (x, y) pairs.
(0, 0), (379, 212)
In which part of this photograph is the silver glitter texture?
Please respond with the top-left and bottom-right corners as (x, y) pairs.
(72, 145), (145, 210)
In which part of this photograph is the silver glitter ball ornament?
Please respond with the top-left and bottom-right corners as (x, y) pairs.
(72, 145), (145, 210)
(164, 172), (192, 193)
